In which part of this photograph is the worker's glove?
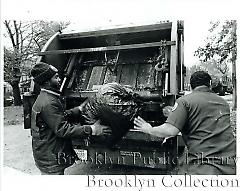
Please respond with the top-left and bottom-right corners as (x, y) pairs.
(91, 120), (112, 136)
(134, 116), (152, 134)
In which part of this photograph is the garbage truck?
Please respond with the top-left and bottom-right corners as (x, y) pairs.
(23, 21), (185, 170)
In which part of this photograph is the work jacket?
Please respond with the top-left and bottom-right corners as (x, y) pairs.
(31, 88), (91, 173)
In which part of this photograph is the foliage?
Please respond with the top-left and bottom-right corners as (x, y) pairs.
(3, 20), (70, 105)
(194, 21), (237, 76)
(30, 21), (70, 50)
(4, 20), (70, 78)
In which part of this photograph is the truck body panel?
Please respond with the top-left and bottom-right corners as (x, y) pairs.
(23, 21), (185, 170)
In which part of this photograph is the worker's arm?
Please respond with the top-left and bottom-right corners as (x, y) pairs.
(64, 98), (89, 119)
(134, 116), (180, 137)
(134, 97), (188, 137)
(41, 98), (111, 138)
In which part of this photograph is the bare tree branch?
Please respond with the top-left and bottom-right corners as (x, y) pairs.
(4, 20), (16, 48)
(13, 21), (19, 50)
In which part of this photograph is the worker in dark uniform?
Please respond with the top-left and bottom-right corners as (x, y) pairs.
(30, 62), (111, 175)
(134, 71), (236, 175)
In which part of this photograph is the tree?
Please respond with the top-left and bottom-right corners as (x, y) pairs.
(194, 21), (237, 109)
(31, 21), (70, 49)
(4, 20), (70, 106)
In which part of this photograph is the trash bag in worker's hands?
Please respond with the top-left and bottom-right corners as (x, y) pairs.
(80, 83), (141, 147)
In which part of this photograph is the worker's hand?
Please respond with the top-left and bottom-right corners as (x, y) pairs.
(78, 99), (89, 112)
(134, 116), (152, 134)
(91, 120), (112, 136)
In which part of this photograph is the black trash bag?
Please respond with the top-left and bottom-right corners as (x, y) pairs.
(80, 83), (141, 147)
(96, 105), (134, 147)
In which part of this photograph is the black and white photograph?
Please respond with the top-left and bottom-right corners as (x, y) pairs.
(1, 0), (239, 191)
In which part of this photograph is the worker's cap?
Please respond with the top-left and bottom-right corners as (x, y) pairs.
(30, 62), (58, 85)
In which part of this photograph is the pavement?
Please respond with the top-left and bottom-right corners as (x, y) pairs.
(3, 166), (29, 175)
(3, 124), (40, 175)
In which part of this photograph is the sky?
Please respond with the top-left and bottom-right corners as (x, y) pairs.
(183, 20), (211, 67)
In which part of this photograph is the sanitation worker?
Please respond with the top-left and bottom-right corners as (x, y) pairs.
(30, 62), (111, 175)
(134, 71), (236, 175)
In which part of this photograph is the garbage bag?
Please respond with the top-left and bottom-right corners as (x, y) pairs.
(80, 83), (140, 146)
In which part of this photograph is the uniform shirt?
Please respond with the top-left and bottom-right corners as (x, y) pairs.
(166, 86), (236, 174)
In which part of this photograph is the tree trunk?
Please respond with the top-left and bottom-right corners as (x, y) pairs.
(11, 81), (22, 106)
